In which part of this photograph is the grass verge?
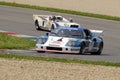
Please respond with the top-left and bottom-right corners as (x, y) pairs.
(0, 53), (120, 67)
(0, 1), (120, 21)
(0, 33), (35, 49)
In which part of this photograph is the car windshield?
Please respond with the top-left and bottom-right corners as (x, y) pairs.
(50, 28), (83, 38)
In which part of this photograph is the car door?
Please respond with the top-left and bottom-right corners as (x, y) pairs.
(85, 37), (94, 51)
(44, 21), (51, 29)
(84, 29), (94, 51)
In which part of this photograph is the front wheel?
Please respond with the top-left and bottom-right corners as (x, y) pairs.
(50, 24), (55, 31)
(79, 43), (85, 54)
(35, 20), (40, 30)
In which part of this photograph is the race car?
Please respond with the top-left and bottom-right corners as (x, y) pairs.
(33, 14), (80, 31)
(36, 27), (104, 55)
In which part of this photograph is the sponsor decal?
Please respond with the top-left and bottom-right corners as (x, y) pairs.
(49, 41), (63, 46)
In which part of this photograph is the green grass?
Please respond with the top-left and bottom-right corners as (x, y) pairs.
(0, 1), (120, 21)
(0, 33), (35, 49)
(0, 53), (120, 67)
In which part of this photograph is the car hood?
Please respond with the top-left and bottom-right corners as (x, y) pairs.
(45, 36), (80, 47)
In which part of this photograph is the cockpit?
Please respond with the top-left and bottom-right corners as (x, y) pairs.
(50, 16), (63, 21)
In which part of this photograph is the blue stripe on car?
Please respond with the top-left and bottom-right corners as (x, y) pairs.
(54, 22), (60, 28)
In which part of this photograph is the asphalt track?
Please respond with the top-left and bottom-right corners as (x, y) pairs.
(0, 6), (120, 62)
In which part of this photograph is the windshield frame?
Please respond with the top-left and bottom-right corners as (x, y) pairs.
(50, 28), (84, 38)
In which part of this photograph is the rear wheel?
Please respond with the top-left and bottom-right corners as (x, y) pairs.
(91, 42), (103, 55)
(50, 24), (55, 31)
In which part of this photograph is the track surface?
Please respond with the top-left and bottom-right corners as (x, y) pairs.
(0, 6), (120, 62)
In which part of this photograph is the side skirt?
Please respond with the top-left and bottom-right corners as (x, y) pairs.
(84, 47), (98, 53)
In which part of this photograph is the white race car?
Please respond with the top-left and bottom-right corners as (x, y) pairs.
(36, 27), (104, 55)
(33, 14), (80, 31)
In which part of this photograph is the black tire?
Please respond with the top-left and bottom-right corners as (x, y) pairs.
(35, 20), (40, 30)
(91, 42), (103, 55)
(79, 43), (85, 54)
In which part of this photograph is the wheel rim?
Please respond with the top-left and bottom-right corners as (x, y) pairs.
(81, 46), (85, 54)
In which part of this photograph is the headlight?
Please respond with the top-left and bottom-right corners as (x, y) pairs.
(37, 38), (47, 44)
(66, 40), (77, 46)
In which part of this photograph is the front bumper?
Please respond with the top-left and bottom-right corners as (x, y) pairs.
(36, 44), (80, 54)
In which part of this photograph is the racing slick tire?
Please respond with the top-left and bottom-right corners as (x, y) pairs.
(79, 42), (85, 54)
(35, 20), (40, 30)
(91, 42), (103, 55)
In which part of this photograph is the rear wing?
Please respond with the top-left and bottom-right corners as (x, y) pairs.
(33, 14), (50, 21)
(33, 14), (50, 18)
(90, 29), (104, 37)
